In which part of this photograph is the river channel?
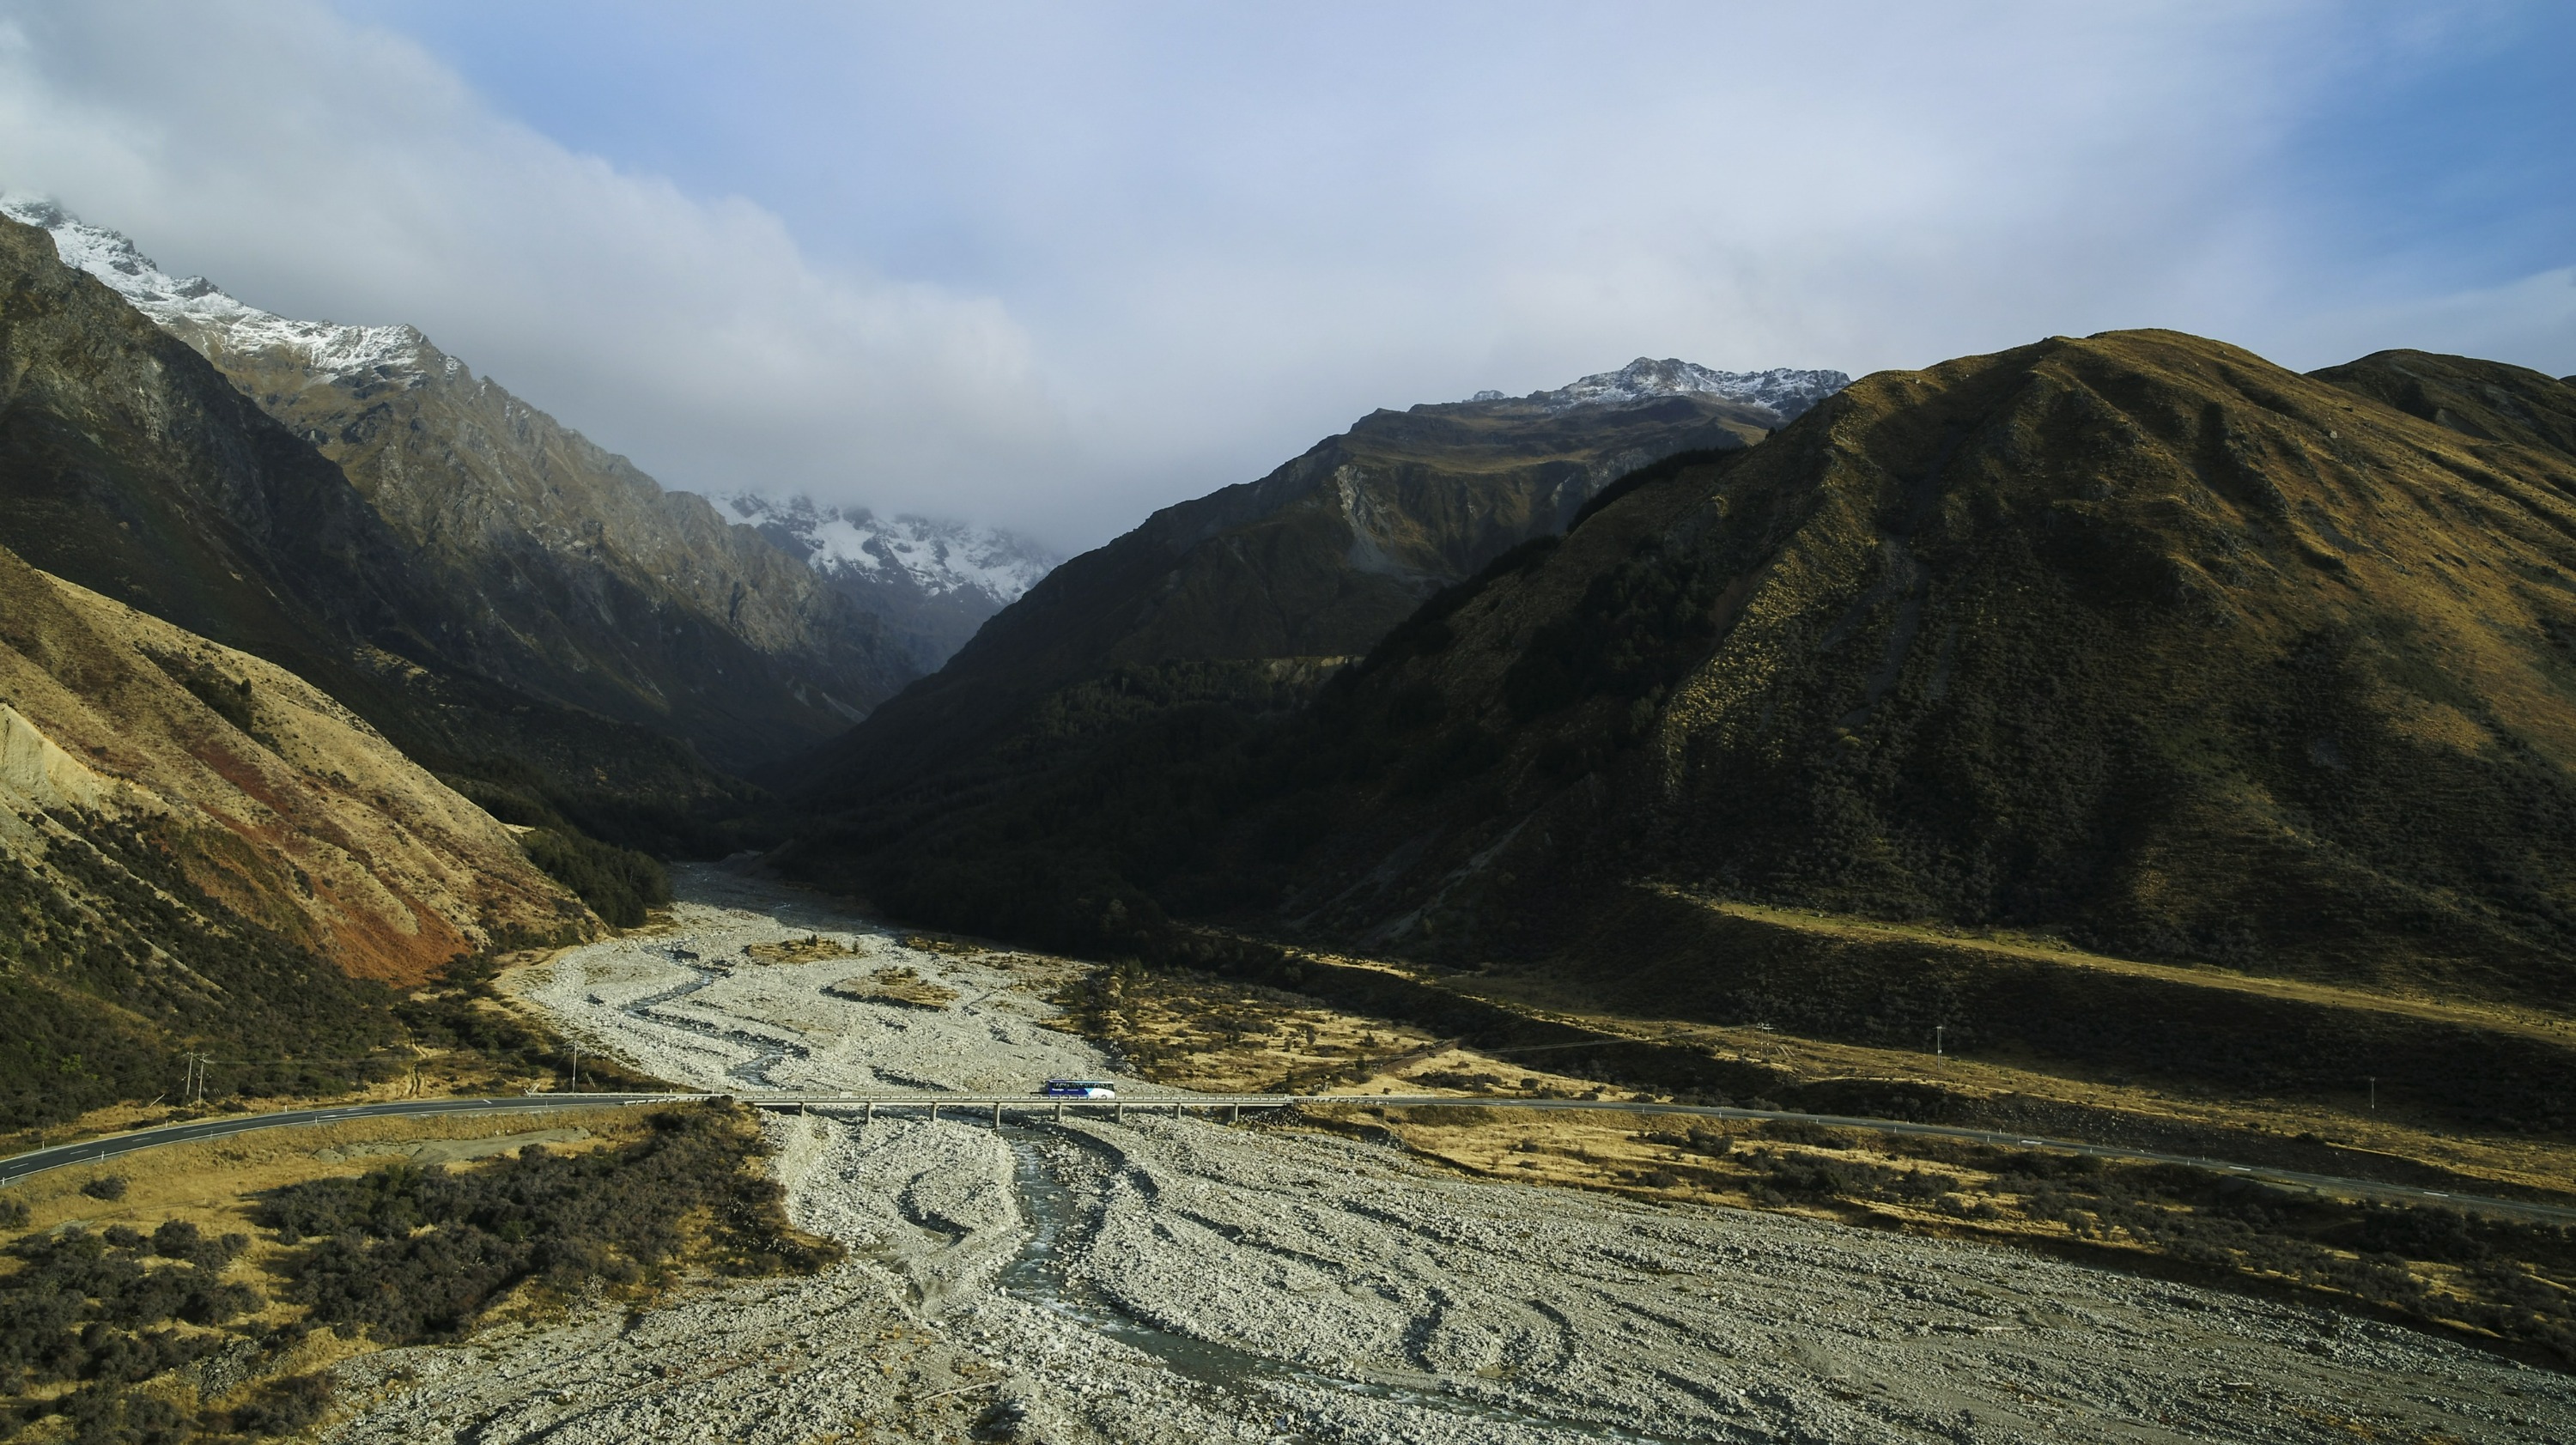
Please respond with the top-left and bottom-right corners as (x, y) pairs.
(332, 863), (2574, 1445)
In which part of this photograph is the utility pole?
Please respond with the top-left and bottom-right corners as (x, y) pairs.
(568, 1041), (580, 1094)
(2369, 1076), (2376, 1112)
(1934, 1025), (1944, 1058)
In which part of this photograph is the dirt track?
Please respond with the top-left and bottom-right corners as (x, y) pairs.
(321, 866), (2574, 1443)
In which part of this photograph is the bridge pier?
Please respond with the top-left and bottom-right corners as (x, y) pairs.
(864, 1101), (875, 1123)
(1229, 1104), (1240, 1124)
(1115, 1103), (1125, 1123)
(1053, 1102), (1063, 1121)
(992, 1102), (1003, 1129)
(929, 1102), (939, 1123)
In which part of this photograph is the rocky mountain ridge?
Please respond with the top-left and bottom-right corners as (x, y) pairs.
(0, 194), (915, 772)
(1497, 355), (1850, 417)
(717, 495), (1059, 669)
(0, 207), (757, 859)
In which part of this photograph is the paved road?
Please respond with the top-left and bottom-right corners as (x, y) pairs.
(8, 1088), (2571, 1227)
(0, 1093), (688, 1187)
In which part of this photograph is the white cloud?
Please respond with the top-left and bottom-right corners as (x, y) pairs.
(0, 1), (1064, 531)
(1, 2), (2559, 551)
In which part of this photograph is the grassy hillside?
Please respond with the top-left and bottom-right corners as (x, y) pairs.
(2310, 349), (2576, 460)
(0, 541), (605, 1127)
(1239, 330), (2576, 1002)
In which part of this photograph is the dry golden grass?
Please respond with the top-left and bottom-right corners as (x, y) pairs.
(3, 1107), (652, 1261)
(824, 965), (961, 1011)
(744, 934), (862, 965)
(1064, 958), (2576, 1363)
(1681, 895), (2576, 1047)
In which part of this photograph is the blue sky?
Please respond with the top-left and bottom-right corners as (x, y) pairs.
(4, 2), (2571, 546)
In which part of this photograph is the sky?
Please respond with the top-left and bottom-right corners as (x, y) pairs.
(1, 1), (2570, 550)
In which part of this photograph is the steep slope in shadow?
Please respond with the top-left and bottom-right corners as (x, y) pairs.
(5, 197), (914, 773)
(0, 213), (750, 853)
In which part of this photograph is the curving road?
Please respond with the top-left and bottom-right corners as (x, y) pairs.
(8, 1086), (2571, 1226)
(0, 1093), (689, 1187)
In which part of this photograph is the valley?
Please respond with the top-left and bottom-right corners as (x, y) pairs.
(3, 173), (2573, 1442)
(289, 867), (2574, 1442)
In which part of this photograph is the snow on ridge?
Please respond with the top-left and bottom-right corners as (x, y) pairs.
(1496, 357), (1851, 419)
(1, 193), (424, 381)
(720, 493), (1057, 604)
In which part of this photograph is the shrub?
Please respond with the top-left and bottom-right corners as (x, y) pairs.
(229, 1372), (335, 1436)
(258, 1102), (835, 1345)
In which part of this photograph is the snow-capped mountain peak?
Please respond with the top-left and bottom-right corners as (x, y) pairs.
(720, 495), (1055, 604)
(719, 494), (1060, 668)
(2, 192), (425, 380)
(1510, 357), (1850, 421)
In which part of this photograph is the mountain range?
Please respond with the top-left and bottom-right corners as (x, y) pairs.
(787, 357), (1847, 823)
(778, 331), (2576, 1134)
(0, 196), (922, 775)
(9, 184), (2573, 1155)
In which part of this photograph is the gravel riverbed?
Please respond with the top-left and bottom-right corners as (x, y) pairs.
(323, 866), (2575, 1443)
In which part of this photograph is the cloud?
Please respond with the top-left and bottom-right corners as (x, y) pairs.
(0, 1), (1064, 529)
(1, 2), (2565, 549)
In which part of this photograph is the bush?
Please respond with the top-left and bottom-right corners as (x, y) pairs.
(258, 1102), (835, 1344)
(229, 1372), (334, 1436)
(0, 1223), (251, 1404)
(80, 1175), (127, 1202)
